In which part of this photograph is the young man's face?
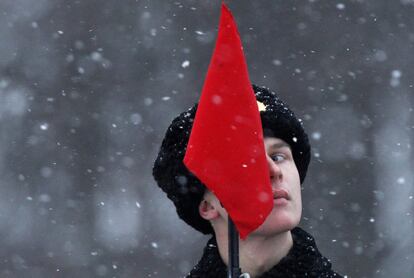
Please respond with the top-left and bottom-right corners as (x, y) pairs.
(201, 137), (302, 237)
(254, 136), (302, 236)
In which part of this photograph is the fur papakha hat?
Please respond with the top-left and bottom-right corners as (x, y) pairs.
(152, 85), (311, 235)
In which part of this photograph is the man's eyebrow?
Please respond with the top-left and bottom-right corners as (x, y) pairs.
(269, 142), (291, 150)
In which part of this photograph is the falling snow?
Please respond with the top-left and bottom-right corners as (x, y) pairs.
(0, 1), (412, 278)
(336, 3), (346, 10)
(40, 123), (49, 130)
(181, 60), (190, 68)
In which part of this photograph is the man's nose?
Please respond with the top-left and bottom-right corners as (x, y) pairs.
(266, 154), (282, 182)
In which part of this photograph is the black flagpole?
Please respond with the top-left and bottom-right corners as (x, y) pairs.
(228, 216), (241, 278)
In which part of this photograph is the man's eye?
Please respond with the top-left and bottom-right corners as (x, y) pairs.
(270, 154), (285, 162)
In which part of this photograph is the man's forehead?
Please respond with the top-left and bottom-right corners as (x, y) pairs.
(264, 137), (291, 149)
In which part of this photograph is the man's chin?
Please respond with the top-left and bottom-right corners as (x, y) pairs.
(250, 218), (298, 237)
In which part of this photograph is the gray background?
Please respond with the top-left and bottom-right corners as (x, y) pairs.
(0, 0), (413, 277)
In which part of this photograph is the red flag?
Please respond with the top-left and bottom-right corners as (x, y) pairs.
(183, 4), (272, 239)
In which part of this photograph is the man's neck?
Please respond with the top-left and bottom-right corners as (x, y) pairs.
(215, 230), (293, 278)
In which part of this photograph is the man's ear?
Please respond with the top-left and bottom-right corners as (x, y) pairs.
(198, 198), (219, 220)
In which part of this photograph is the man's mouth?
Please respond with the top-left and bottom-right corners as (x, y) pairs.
(273, 188), (289, 200)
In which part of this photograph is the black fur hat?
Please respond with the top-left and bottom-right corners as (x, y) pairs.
(152, 85), (311, 234)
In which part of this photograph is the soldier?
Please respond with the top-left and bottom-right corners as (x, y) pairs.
(153, 4), (343, 278)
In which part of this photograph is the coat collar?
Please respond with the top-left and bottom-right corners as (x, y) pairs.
(186, 227), (340, 278)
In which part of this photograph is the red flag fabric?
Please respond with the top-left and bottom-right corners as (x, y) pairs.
(183, 4), (272, 239)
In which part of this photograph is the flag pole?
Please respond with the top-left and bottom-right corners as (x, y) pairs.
(228, 216), (241, 278)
